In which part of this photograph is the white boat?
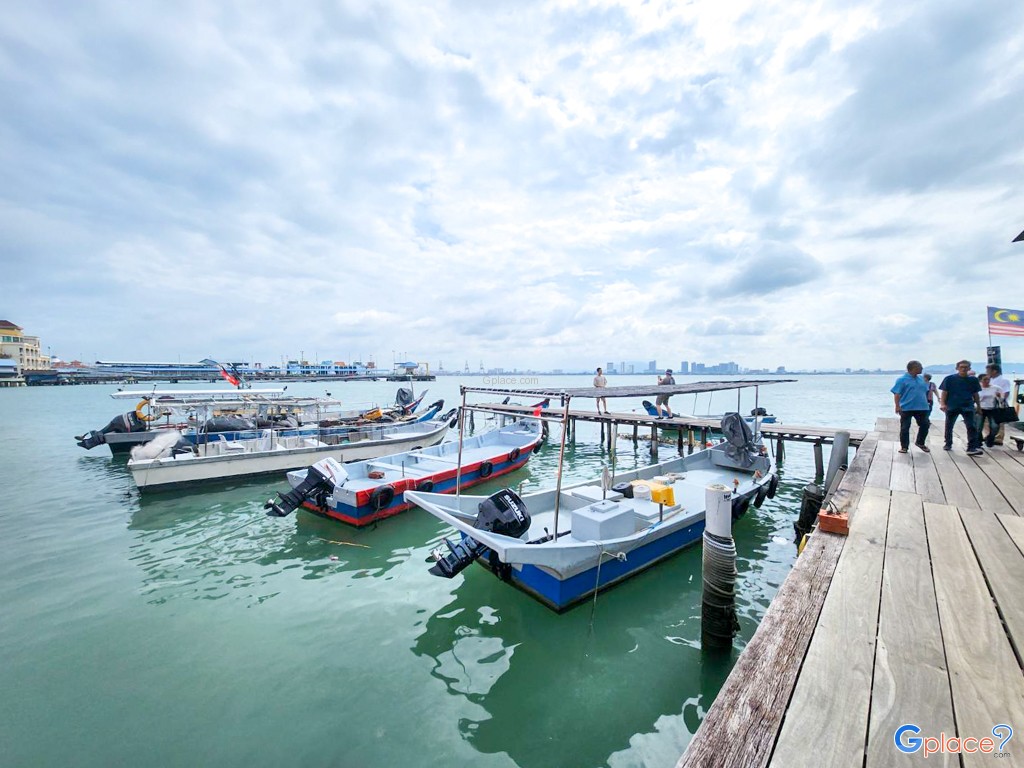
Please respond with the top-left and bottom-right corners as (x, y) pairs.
(127, 417), (452, 493)
(265, 419), (544, 526)
(405, 380), (783, 611)
(76, 387), (437, 456)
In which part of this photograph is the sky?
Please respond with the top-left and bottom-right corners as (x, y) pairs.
(2, 0), (1023, 372)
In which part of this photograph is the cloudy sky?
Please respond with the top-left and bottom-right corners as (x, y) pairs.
(2, 0), (1022, 371)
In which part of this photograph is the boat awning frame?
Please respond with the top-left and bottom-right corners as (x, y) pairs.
(459, 379), (794, 403)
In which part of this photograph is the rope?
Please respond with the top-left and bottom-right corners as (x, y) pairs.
(588, 544), (627, 629)
(702, 531), (739, 645)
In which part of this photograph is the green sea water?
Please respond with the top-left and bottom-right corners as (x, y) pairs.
(0, 375), (893, 767)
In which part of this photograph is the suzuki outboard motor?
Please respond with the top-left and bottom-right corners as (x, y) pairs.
(720, 412), (758, 467)
(429, 489), (531, 578)
(75, 411), (146, 450)
(264, 458), (347, 517)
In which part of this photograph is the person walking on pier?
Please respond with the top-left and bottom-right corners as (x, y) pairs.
(923, 373), (938, 414)
(890, 360), (930, 453)
(939, 360), (982, 455)
(985, 363), (1012, 446)
(655, 369), (675, 419)
(593, 367), (608, 415)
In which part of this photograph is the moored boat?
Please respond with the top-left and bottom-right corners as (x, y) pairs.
(127, 416), (454, 493)
(76, 387), (438, 455)
(405, 380), (784, 611)
(264, 419), (544, 526)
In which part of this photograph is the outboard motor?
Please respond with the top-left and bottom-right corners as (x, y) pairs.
(750, 406), (768, 417)
(429, 489), (531, 578)
(720, 412), (758, 467)
(75, 411), (147, 450)
(395, 387), (415, 409)
(264, 458), (347, 517)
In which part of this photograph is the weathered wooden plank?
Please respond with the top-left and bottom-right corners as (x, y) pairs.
(923, 502), (1024, 765)
(768, 489), (890, 768)
(889, 444), (916, 493)
(971, 452), (1024, 515)
(910, 445), (946, 503)
(960, 508), (1024, 661)
(675, 520), (852, 767)
(999, 514), (1024, 556)
(829, 434), (878, 522)
(866, 491), (954, 768)
(929, 446), (978, 509)
(947, 451), (1014, 514)
(866, 440), (894, 489)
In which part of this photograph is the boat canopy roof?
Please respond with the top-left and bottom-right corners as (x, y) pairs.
(460, 378), (794, 401)
(109, 388), (345, 408)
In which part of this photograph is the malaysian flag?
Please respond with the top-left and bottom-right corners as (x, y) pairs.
(988, 306), (1024, 337)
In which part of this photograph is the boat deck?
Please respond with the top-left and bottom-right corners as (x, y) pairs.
(677, 417), (1024, 766)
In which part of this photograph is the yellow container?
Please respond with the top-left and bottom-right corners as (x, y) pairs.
(637, 481), (675, 507)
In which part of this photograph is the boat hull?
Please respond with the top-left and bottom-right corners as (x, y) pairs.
(305, 448), (538, 526)
(128, 423), (449, 492)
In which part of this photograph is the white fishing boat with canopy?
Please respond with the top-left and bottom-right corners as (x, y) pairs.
(406, 380), (786, 611)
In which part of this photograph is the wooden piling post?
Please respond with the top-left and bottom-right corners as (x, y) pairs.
(633, 424), (639, 445)
(650, 425), (658, 458)
(776, 436), (785, 464)
(813, 441), (824, 482)
(677, 429), (684, 455)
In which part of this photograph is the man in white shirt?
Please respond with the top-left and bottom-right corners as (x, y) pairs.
(986, 363), (1013, 446)
(593, 367), (608, 414)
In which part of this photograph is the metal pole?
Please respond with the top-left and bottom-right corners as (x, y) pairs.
(552, 394), (572, 538)
(455, 387), (467, 497)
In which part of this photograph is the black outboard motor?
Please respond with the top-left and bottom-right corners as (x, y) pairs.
(750, 406), (768, 417)
(720, 412), (758, 467)
(395, 387), (415, 409)
(75, 411), (146, 450)
(429, 489), (531, 578)
(264, 464), (337, 517)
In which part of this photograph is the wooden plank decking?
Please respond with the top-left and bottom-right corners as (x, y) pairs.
(678, 418), (1024, 767)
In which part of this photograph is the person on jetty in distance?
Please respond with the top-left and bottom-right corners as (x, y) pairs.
(890, 360), (931, 453)
(939, 360), (983, 455)
(655, 369), (675, 419)
(923, 373), (938, 414)
(593, 367), (608, 415)
(985, 363), (1012, 446)
(977, 374), (1001, 450)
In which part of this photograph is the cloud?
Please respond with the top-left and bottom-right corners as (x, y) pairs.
(2, 0), (1023, 371)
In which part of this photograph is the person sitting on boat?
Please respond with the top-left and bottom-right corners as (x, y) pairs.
(655, 369), (675, 419)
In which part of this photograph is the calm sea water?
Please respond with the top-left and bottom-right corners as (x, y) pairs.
(0, 375), (893, 768)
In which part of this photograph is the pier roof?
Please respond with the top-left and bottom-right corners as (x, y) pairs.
(460, 378), (794, 401)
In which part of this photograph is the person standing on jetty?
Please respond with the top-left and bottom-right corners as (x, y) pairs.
(655, 369), (675, 419)
(593, 367), (608, 415)
(923, 373), (939, 414)
(939, 360), (982, 455)
(890, 360), (931, 453)
(985, 363), (1012, 446)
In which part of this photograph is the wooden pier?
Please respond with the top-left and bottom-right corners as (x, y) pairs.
(677, 417), (1024, 767)
(477, 402), (866, 465)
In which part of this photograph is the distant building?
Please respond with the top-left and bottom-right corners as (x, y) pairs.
(679, 361), (690, 374)
(0, 320), (50, 374)
(647, 360), (657, 373)
(606, 362), (616, 374)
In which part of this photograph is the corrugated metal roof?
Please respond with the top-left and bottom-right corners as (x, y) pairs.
(460, 378), (794, 400)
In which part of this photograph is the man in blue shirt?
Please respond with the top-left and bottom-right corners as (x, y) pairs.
(890, 360), (931, 453)
(939, 360), (983, 455)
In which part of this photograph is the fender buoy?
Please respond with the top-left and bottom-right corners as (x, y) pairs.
(508, 447), (521, 462)
(533, 442), (543, 454)
(478, 461), (493, 478)
(416, 479), (434, 492)
(731, 495), (751, 520)
(369, 484), (395, 511)
(767, 474), (780, 499)
(754, 484), (769, 508)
